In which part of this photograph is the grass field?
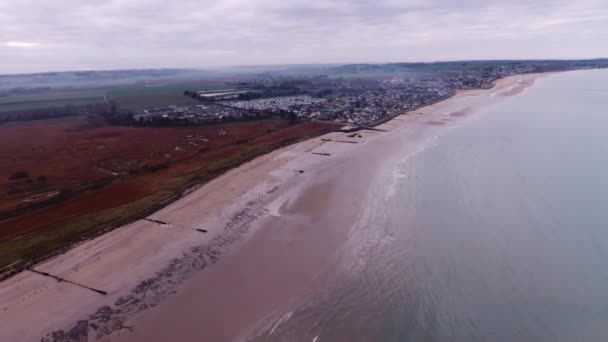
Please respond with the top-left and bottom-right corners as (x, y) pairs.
(107, 80), (229, 109)
(0, 80), (237, 114)
(0, 89), (107, 104)
(0, 98), (107, 113)
(0, 117), (336, 279)
(0, 89), (108, 113)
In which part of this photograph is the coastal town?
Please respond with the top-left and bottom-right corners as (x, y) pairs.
(130, 60), (606, 127)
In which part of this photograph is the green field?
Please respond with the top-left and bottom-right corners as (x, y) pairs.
(0, 98), (107, 113)
(0, 89), (106, 104)
(0, 79), (234, 114)
(0, 89), (108, 113)
(107, 81), (228, 109)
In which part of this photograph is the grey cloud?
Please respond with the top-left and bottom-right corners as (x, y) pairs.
(0, 0), (607, 73)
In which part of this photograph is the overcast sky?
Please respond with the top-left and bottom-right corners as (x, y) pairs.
(1, 0), (607, 74)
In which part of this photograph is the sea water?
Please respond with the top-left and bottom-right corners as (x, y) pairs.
(260, 69), (608, 342)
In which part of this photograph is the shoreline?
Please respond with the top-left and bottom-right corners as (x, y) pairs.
(0, 72), (548, 342)
(0, 71), (546, 282)
(0, 119), (335, 282)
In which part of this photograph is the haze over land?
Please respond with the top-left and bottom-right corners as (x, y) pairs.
(2, 0), (608, 74)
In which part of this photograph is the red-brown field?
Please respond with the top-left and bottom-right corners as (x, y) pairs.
(0, 116), (335, 278)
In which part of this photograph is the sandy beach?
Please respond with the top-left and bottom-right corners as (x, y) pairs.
(0, 73), (543, 342)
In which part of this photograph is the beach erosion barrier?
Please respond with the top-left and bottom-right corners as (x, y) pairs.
(321, 138), (359, 144)
(28, 269), (108, 296)
(143, 218), (208, 233)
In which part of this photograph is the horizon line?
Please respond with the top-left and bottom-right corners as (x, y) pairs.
(2, 57), (607, 77)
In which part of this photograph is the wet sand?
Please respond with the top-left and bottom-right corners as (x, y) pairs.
(0, 73), (544, 342)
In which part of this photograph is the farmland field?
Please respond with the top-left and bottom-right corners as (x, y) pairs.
(0, 79), (246, 115)
(107, 80), (231, 109)
(0, 89), (108, 113)
(0, 117), (336, 279)
(0, 81), (230, 115)
(0, 98), (107, 113)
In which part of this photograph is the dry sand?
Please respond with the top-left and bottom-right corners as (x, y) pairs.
(0, 73), (544, 342)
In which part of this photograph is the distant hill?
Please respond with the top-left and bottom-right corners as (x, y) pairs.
(0, 69), (215, 91)
(2, 59), (607, 92)
(331, 59), (608, 75)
